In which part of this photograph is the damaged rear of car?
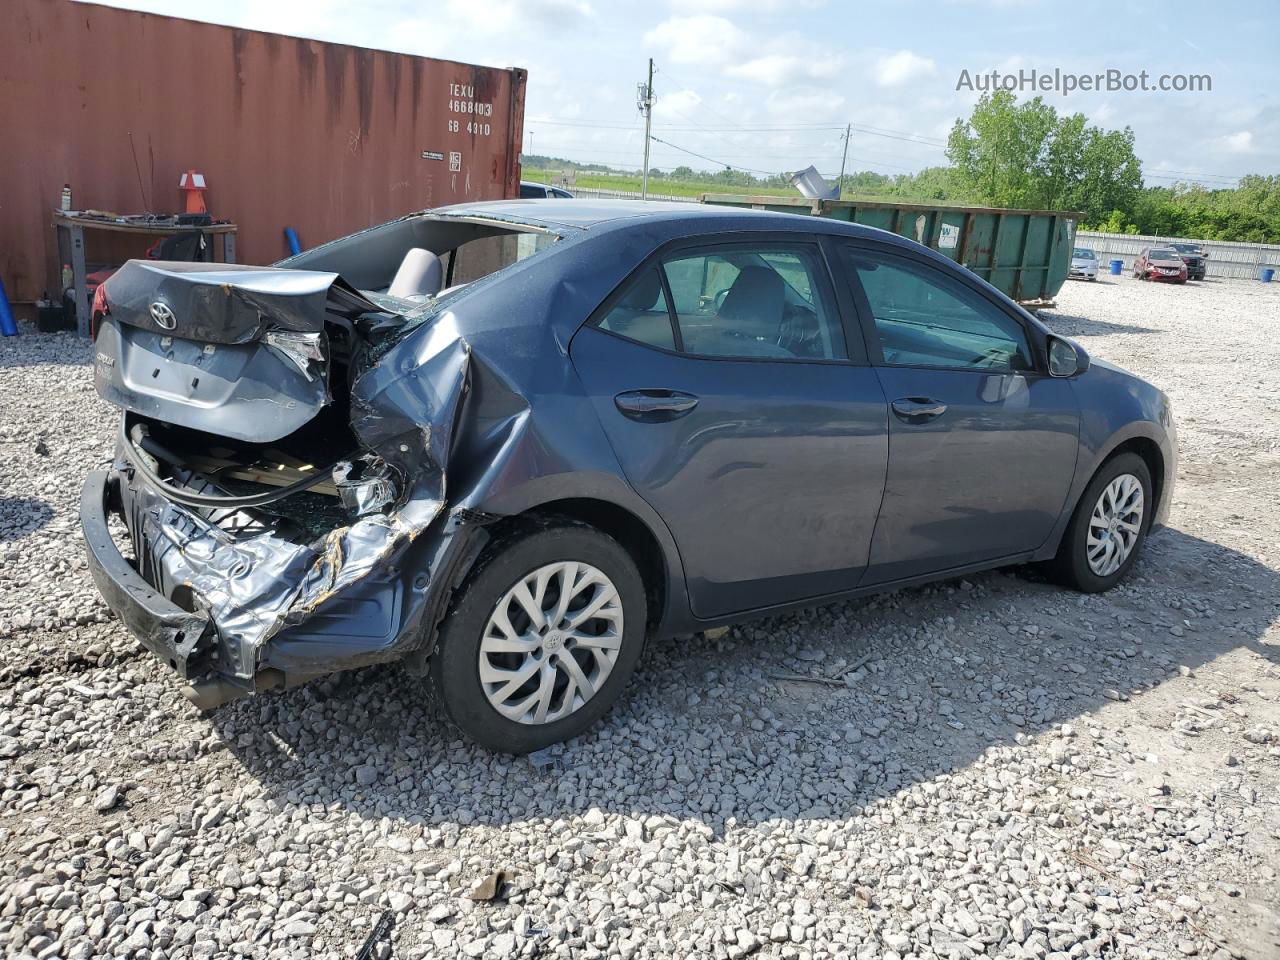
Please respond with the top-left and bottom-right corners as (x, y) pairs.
(82, 211), (568, 716)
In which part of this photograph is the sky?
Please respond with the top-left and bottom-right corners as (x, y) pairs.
(94, 0), (1278, 188)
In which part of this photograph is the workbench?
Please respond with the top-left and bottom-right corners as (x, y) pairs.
(53, 212), (238, 336)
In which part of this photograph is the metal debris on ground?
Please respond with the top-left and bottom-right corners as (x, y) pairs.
(353, 909), (395, 960)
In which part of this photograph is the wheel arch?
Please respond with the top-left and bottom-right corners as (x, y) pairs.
(1102, 435), (1165, 516)
(477, 495), (680, 636)
(1035, 423), (1170, 563)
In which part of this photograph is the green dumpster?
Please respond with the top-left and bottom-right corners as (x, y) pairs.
(699, 194), (1084, 305)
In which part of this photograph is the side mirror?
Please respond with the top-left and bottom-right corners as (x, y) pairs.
(1048, 336), (1088, 377)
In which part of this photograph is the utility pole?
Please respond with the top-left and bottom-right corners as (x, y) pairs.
(837, 123), (851, 199)
(637, 58), (655, 199)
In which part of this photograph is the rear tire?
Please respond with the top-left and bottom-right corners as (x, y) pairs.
(428, 523), (647, 753)
(1048, 452), (1153, 593)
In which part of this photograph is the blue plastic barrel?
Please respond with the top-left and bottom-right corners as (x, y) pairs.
(1263, 268), (1275, 283)
(1109, 259), (1123, 276)
(0, 276), (19, 337)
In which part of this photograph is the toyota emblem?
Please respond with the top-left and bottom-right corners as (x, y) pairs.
(149, 301), (177, 330)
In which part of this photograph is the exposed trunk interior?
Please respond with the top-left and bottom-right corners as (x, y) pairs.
(129, 410), (357, 541)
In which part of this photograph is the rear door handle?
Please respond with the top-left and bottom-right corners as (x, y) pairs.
(614, 389), (699, 421)
(891, 397), (948, 423)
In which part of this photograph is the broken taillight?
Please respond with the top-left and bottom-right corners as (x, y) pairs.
(90, 283), (109, 339)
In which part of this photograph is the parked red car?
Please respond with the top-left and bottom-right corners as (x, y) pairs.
(1133, 247), (1188, 284)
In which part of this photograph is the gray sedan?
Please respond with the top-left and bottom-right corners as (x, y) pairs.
(82, 200), (1176, 751)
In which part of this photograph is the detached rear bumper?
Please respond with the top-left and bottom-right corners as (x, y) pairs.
(81, 470), (212, 678)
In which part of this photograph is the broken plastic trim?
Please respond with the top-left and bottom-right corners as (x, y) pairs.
(125, 421), (340, 510)
(264, 330), (326, 381)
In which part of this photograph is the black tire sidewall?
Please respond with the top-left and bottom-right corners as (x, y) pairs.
(429, 524), (647, 753)
(1059, 452), (1153, 592)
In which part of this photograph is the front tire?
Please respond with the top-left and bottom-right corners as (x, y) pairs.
(428, 523), (647, 753)
(1049, 452), (1152, 592)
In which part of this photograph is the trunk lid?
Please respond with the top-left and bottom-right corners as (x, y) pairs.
(94, 260), (381, 443)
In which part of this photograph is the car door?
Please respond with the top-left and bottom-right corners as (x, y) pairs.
(570, 236), (888, 619)
(837, 242), (1081, 584)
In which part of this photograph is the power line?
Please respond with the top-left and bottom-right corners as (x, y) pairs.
(647, 135), (779, 176)
(847, 122), (948, 147)
(1144, 169), (1242, 183)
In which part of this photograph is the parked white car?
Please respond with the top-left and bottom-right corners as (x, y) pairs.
(1070, 246), (1099, 281)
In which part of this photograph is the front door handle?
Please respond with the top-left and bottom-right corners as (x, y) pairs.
(614, 389), (699, 421)
(891, 397), (948, 423)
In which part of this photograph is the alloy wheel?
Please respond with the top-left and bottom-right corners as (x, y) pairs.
(1086, 474), (1144, 577)
(477, 561), (624, 725)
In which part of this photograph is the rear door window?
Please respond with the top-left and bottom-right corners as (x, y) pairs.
(661, 245), (847, 360)
(595, 267), (677, 350)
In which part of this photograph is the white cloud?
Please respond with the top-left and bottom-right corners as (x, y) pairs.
(672, 0), (823, 9)
(643, 15), (746, 67)
(763, 87), (845, 120)
(437, 0), (593, 30)
(725, 53), (843, 86)
(1221, 131), (1255, 153)
(653, 88), (705, 122)
(875, 50), (937, 87)
(390, 0), (592, 56)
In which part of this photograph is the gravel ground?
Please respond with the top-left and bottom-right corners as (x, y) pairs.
(1, 274), (1278, 960)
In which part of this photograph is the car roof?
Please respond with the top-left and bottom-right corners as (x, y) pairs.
(431, 197), (867, 232)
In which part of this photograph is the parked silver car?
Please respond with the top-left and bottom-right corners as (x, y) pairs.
(1070, 247), (1099, 281)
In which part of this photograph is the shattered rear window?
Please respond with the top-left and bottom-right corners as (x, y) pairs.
(364, 230), (559, 317)
(447, 232), (558, 285)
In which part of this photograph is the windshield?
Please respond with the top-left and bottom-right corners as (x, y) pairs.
(1171, 243), (1199, 254)
(1150, 249), (1181, 260)
(1072, 248), (1095, 259)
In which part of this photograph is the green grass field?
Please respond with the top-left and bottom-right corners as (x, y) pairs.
(521, 168), (796, 199)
